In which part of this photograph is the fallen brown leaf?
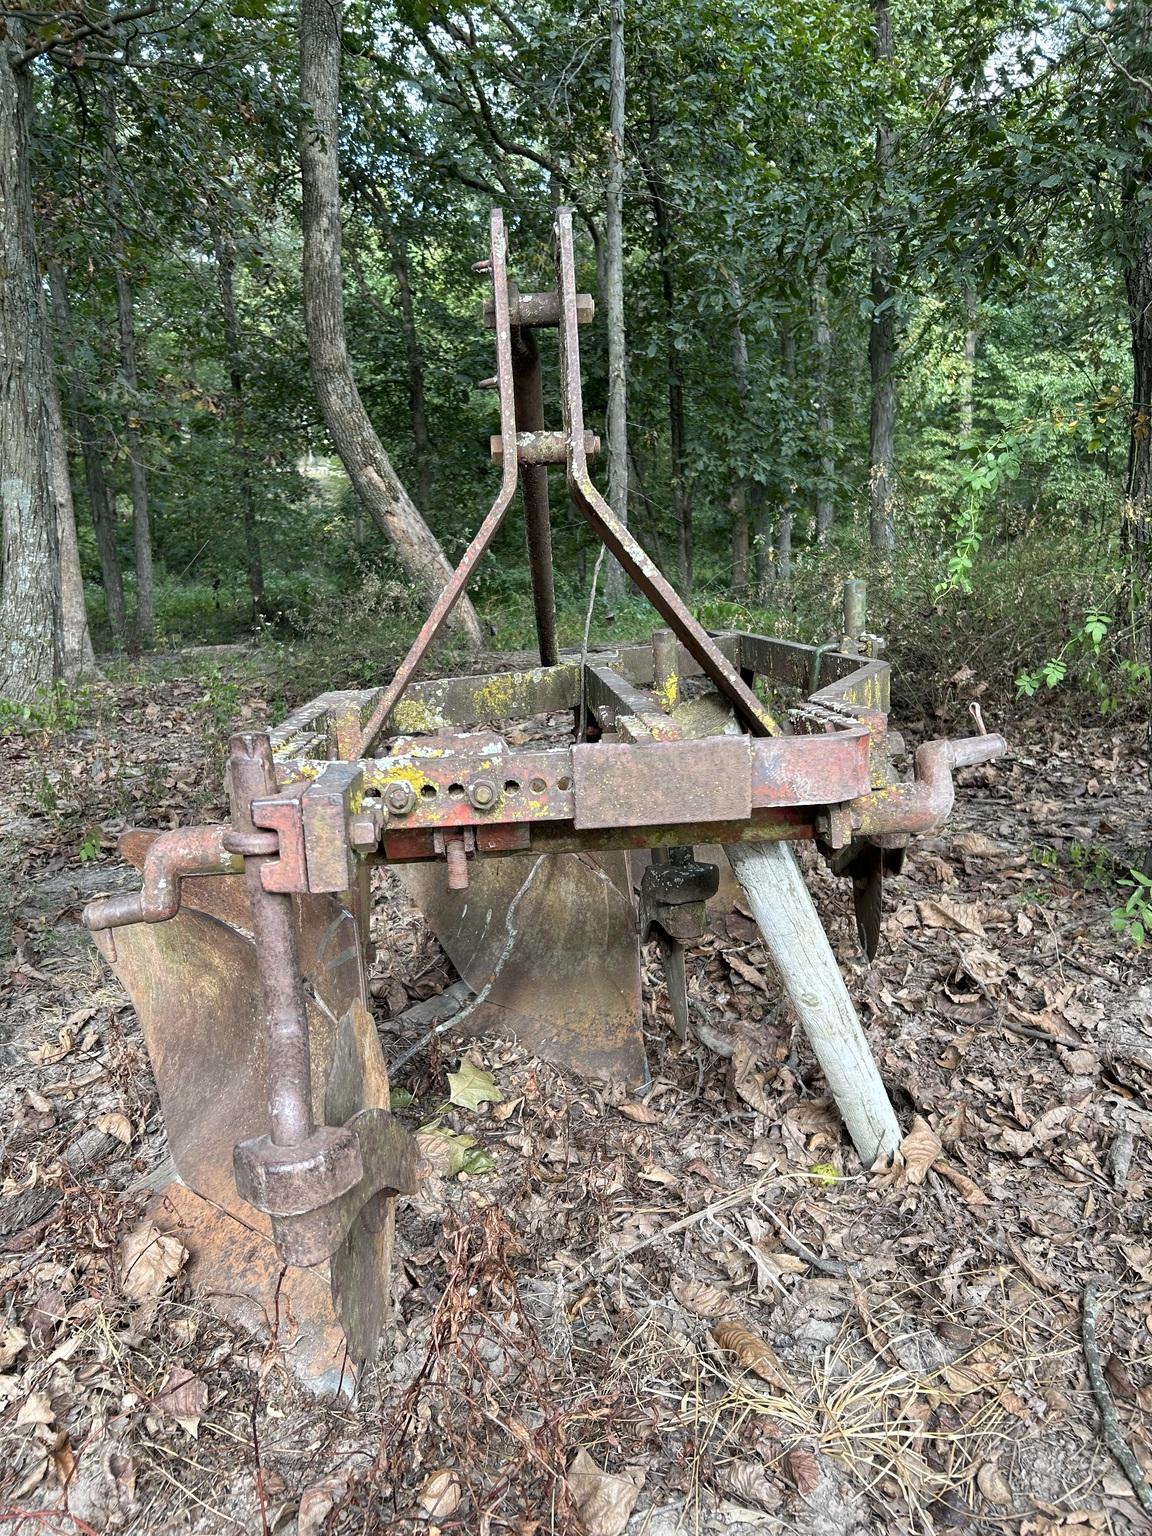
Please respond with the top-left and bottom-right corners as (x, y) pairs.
(95, 1111), (133, 1145)
(713, 1459), (781, 1512)
(154, 1367), (208, 1437)
(618, 1101), (660, 1125)
(711, 1320), (789, 1390)
(416, 1468), (462, 1519)
(118, 1221), (188, 1301)
(726, 952), (768, 991)
(671, 1276), (739, 1319)
(976, 1460), (1013, 1507)
(917, 896), (986, 937)
(782, 1447), (821, 1494)
(567, 1448), (645, 1536)
(899, 1116), (942, 1185)
(16, 1390), (54, 1427)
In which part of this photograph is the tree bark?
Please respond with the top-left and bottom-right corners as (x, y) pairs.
(1123, 215), (1151, 534)
(49, 384), (96, 680)
(382, 219), (433, 518)
(0, 25), (64, 701)
(102, 91), (154, 646)
(603, 0), (629, 598)
(812, 267), (835, 541)
(729, 281), (751, 595)
(868, 0), (897, 554)
(640, 124), (690, 588)
(775, 325), (795, 582)
(213, 232), (265, 611)
(960, 283), (978, 441)
(47, 261), (129, 650)
(300, 0), (482, 644)
(751, 482), (772, 589)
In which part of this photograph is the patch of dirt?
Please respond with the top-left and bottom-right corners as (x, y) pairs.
(1, 663), (1150, 1535)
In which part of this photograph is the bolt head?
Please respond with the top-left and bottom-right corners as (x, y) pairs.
(348, 812), (380, 851)
(384, 782), (415, 815)
(468, 778), (498, 810)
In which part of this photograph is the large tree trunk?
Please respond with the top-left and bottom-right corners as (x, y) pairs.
(1125, 239), (1152, 536)
(47, 261), (129, 651)
(102, 91), (154, 647)
(603, 0), (629, 598)
(49, 391), (96, 680)
(213, 233), (265, 612)
(300, 0), (482, 644)
(812, 268), (835, 541)
(868, 0), (897, 554)
(729, 280), (751, 595)
(0, 27), (63, 701)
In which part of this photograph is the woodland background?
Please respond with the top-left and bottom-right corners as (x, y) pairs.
(0, 0), (1149, 728)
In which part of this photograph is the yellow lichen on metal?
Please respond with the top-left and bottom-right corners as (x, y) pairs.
(391, 698), (449, 734)
(654, 673), (679, 713)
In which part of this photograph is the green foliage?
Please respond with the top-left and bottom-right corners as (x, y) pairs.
(0, 681), (89, 736)
(1112, 870), (1152, 949)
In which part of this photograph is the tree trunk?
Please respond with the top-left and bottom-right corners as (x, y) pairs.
(47, 261), (129, 650)
(751, 482), (772, 589)
(114, 264), (155, 647)
(729, 281), (751, 595)
(383, 220), (434, 518)
(868, 0), (897, 554)
(641, 128), (690, 588)
(603, 0), (629, 598)
(102, 92), (154, 646)
(775, 325), (795, 582)
(0, 27), (63, 701)
(960, 283), (978, 442)
(213, 233), (265, 612)
(300, 0), (482, 644)
(1125, 240), (1152, 537)
(812, 267), (835, 540)
(49, 391), (96, 680)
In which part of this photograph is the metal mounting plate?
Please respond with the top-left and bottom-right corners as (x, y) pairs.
(571, 737), (752, 830)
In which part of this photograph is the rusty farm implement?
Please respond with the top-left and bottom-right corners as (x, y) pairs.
(82, 207), (1007, 1392)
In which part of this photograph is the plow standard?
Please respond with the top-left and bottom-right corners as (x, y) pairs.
(83, 208), (1006, 1393)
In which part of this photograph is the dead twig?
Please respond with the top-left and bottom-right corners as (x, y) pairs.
(1081, 1280), (1152, 1516)
(576, 1174), (778, 1281)
(754, 1199), (855, 1278)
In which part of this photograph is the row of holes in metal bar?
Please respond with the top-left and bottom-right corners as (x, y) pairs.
(364, 774), (574, 804)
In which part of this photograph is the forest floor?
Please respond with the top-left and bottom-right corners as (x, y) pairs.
(0, 655), (1150, 1536)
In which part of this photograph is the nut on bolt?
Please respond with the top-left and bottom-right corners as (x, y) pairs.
(468, 777), (498, 811)
(348, 805), (384, 851)
(384, 781), (416, 816)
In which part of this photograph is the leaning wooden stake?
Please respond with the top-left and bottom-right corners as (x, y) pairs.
(725, 841), (901, 1168)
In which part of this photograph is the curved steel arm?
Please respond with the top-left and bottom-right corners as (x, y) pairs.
(82, 826), (244, 932)
(851, 733), (1008, 837)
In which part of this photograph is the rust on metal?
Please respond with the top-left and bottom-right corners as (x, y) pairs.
(571, 737), (753, 830)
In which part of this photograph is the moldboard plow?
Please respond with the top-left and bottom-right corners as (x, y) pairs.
(83, 207), (1007, 1394)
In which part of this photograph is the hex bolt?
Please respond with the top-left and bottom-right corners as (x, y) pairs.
(348, 810), (381, 851)
(468, 778), (498, 811)
(445, 836), (469, 891)
(384, 782), (416, 815)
